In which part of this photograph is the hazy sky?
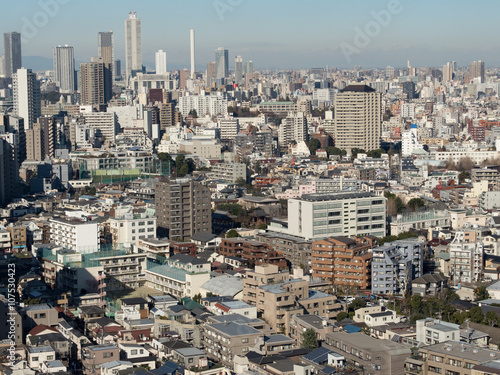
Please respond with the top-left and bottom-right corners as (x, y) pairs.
(4, 0), (500, 70)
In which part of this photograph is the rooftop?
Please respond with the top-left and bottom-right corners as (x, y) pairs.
(298, 192), (376, 202)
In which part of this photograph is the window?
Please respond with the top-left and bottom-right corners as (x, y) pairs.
(242, 338), (249, 343)
(103, 352), (113, 358)
(131, 350), (138, 355)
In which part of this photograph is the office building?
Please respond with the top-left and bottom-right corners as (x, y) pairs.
(3, 32), (22, 78)
(125, 12), (142, 81)
(80, 57), (112, 105)
(155, 49), (167, 74)
(13, 68), (41, 129)
(190, 29), (195, 79)
(234, 55), (243, 85)
(312, 236), (376, 291)
(470, 60), (485, 83)
(215, 47), (228, 79)
(244, 60), (254, 75)
(275, 192), (386, 241)
(371, 239), (424, 295)
(155, 178), (212, 240)
(25, 117), (56, 161)
(334, 84), (382, 153)
(402, 81), (416, 99)
(206, 61), (216, 84)
(442, 61), (455, 82)
(98, 31), (114, 80)
(53, 45), (75, 93)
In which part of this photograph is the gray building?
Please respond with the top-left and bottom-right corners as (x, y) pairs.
(4, 32), (22, 78)
(479, 191), (500, 211)
(324, 331), (411, 375)
(155, 178), (212, 240)
(53, 45), (75, 93)
(371, 239), (424, 295)
(215, 47), (228, 79)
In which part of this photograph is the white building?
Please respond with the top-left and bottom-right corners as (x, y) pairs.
(155, 49), (167, 74)
(272, 192), (386, 240)
(178, 94), (228, 118)
(402, 124), (424, 157)
(416, 319), (460, 345)
(278, 112), (308, 148)
(450, 231), (483, 284)
(13, 67), (41, 128)
(82, 112), (118, 142)
(125, 12), (142, 81)
(207, 162), (246, 183)
(49, 217), (99, 253)
(53, 45), (75, 93)
(401, 104), (415, 119)
(219, 118), (240, 141)
(109, 211), (156, 246)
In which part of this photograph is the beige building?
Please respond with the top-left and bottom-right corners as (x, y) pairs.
(334, 84), (381, 153)
(26, 117), (56, 161)
(80, 57), (112, 106)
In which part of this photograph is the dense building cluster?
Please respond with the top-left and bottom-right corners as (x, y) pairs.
(2, 11), (500, 375)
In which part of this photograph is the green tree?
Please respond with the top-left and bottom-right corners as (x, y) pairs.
(301, 328), (319, 349)
(485, 311), (499, 326)
(226, 229), (239, 238)
(335, 311), (349, 321)
(188, 109), (198, 118)
(407, 198), (425, 212)
(177, 162), (189, 177)
(235, 177), (247, 187)
(258, 223), (267, 230)
(351, 148), (365, 160)
(474, 286), (490, 301)
(308, 138), (321, 155)
(192, 293), (202, 303)
(175, 154), (186, 168)
(411, 295), (423, 314)
(326, 147), (345, 157)
(469, 306), (484, 324)
(366, 149), (385, 158)
(348, 298), (367, 312)
(217, 203), (244, 217)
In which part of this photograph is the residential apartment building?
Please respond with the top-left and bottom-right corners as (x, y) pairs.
(155, 178), (212, 240)
(324, 332), (411, 375)
(371, 239), (424, 295)
(405, 341), (500, 375)
(275, 192), (386, 241)
(311, 236), (376, 291)
(203, 321), (263, 367)
(258, 101), (297, 114)
(242, 265), (341, 334)
(218, 237), (288, 269)
(25, 117), (56, 161)
(178, 94), (228, 117)
(334, 85), (382, 153)
(416, 319), (460, 345)
(278, 111), (308, 149)
(145, 254), (211, 298)
(109, 211), (156, 246)
(450, 230), (484, 285)
(49, 217), (99, 253)
(219, 118), (240, 141)
(80, 57), (112, 106)
(81, 112), (117, 143)
(207, 162), (246, 183)
(255, 232), (313, 271)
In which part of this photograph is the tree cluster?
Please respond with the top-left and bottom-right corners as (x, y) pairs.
(157, 153), (196, 177)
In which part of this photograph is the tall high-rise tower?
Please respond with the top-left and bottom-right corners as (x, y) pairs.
(98, 31), (114, 80)
(234, 56), (243, 85)
(13, 68), (41, 129)
(53, 45), (75, 93)
(470, 60), (485, 83)
(190, 29), (195, 79)
(334, 84), (382, 153)
(80, 58), (112, 106)
(215, 47), (228, 79)
(125, 12), (142, 82)
(3, 32), (22, 78)
(155, 50), (167, 74)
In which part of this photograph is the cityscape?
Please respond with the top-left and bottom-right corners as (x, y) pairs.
(2, 2), (500, 375)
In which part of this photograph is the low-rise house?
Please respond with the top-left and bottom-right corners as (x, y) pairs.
(118, 343), (156, 369)
(27, 345), (56, 370)
(416, 318), (460, 345)
(171, 347), (207, 370)
(40, 360), (67, 373)
(289, 314), (334, 345)
(364, 309), (400, 327)
(412, 273), (449, 297)
(100, 360), (133, 375)
(22, 304), (60, 336)
(263, 334), (296, 354)
(81, 345), (120, 375)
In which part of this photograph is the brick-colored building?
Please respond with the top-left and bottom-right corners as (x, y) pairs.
(218, 238), (288, 268)
(312, 236), (376, 291)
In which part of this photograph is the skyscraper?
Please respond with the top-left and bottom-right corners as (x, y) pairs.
(80, 57), (112, 106)
(334, 84), (382, 153)
(215, 47), (228, 79)
(244, 60), (254, 75)
(125, 12), (142, 82)
(25, 117), (56, 161)
(13, 68), (41, 129)
(234, 55), (243, 85)
(53, 45), (75, 93)
(470, 60), (485, 83)
(0, 138), (18, 205)
(190, 29), (195, 79)
(98, 31), (114, 80)
(206, 62), (216, 85)
(3, 32), (22, 78)
(155, 50), (167, 74)
(442, 61), (455, 82)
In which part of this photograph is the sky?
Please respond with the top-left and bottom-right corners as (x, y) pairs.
(3, 0), (500, 71)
